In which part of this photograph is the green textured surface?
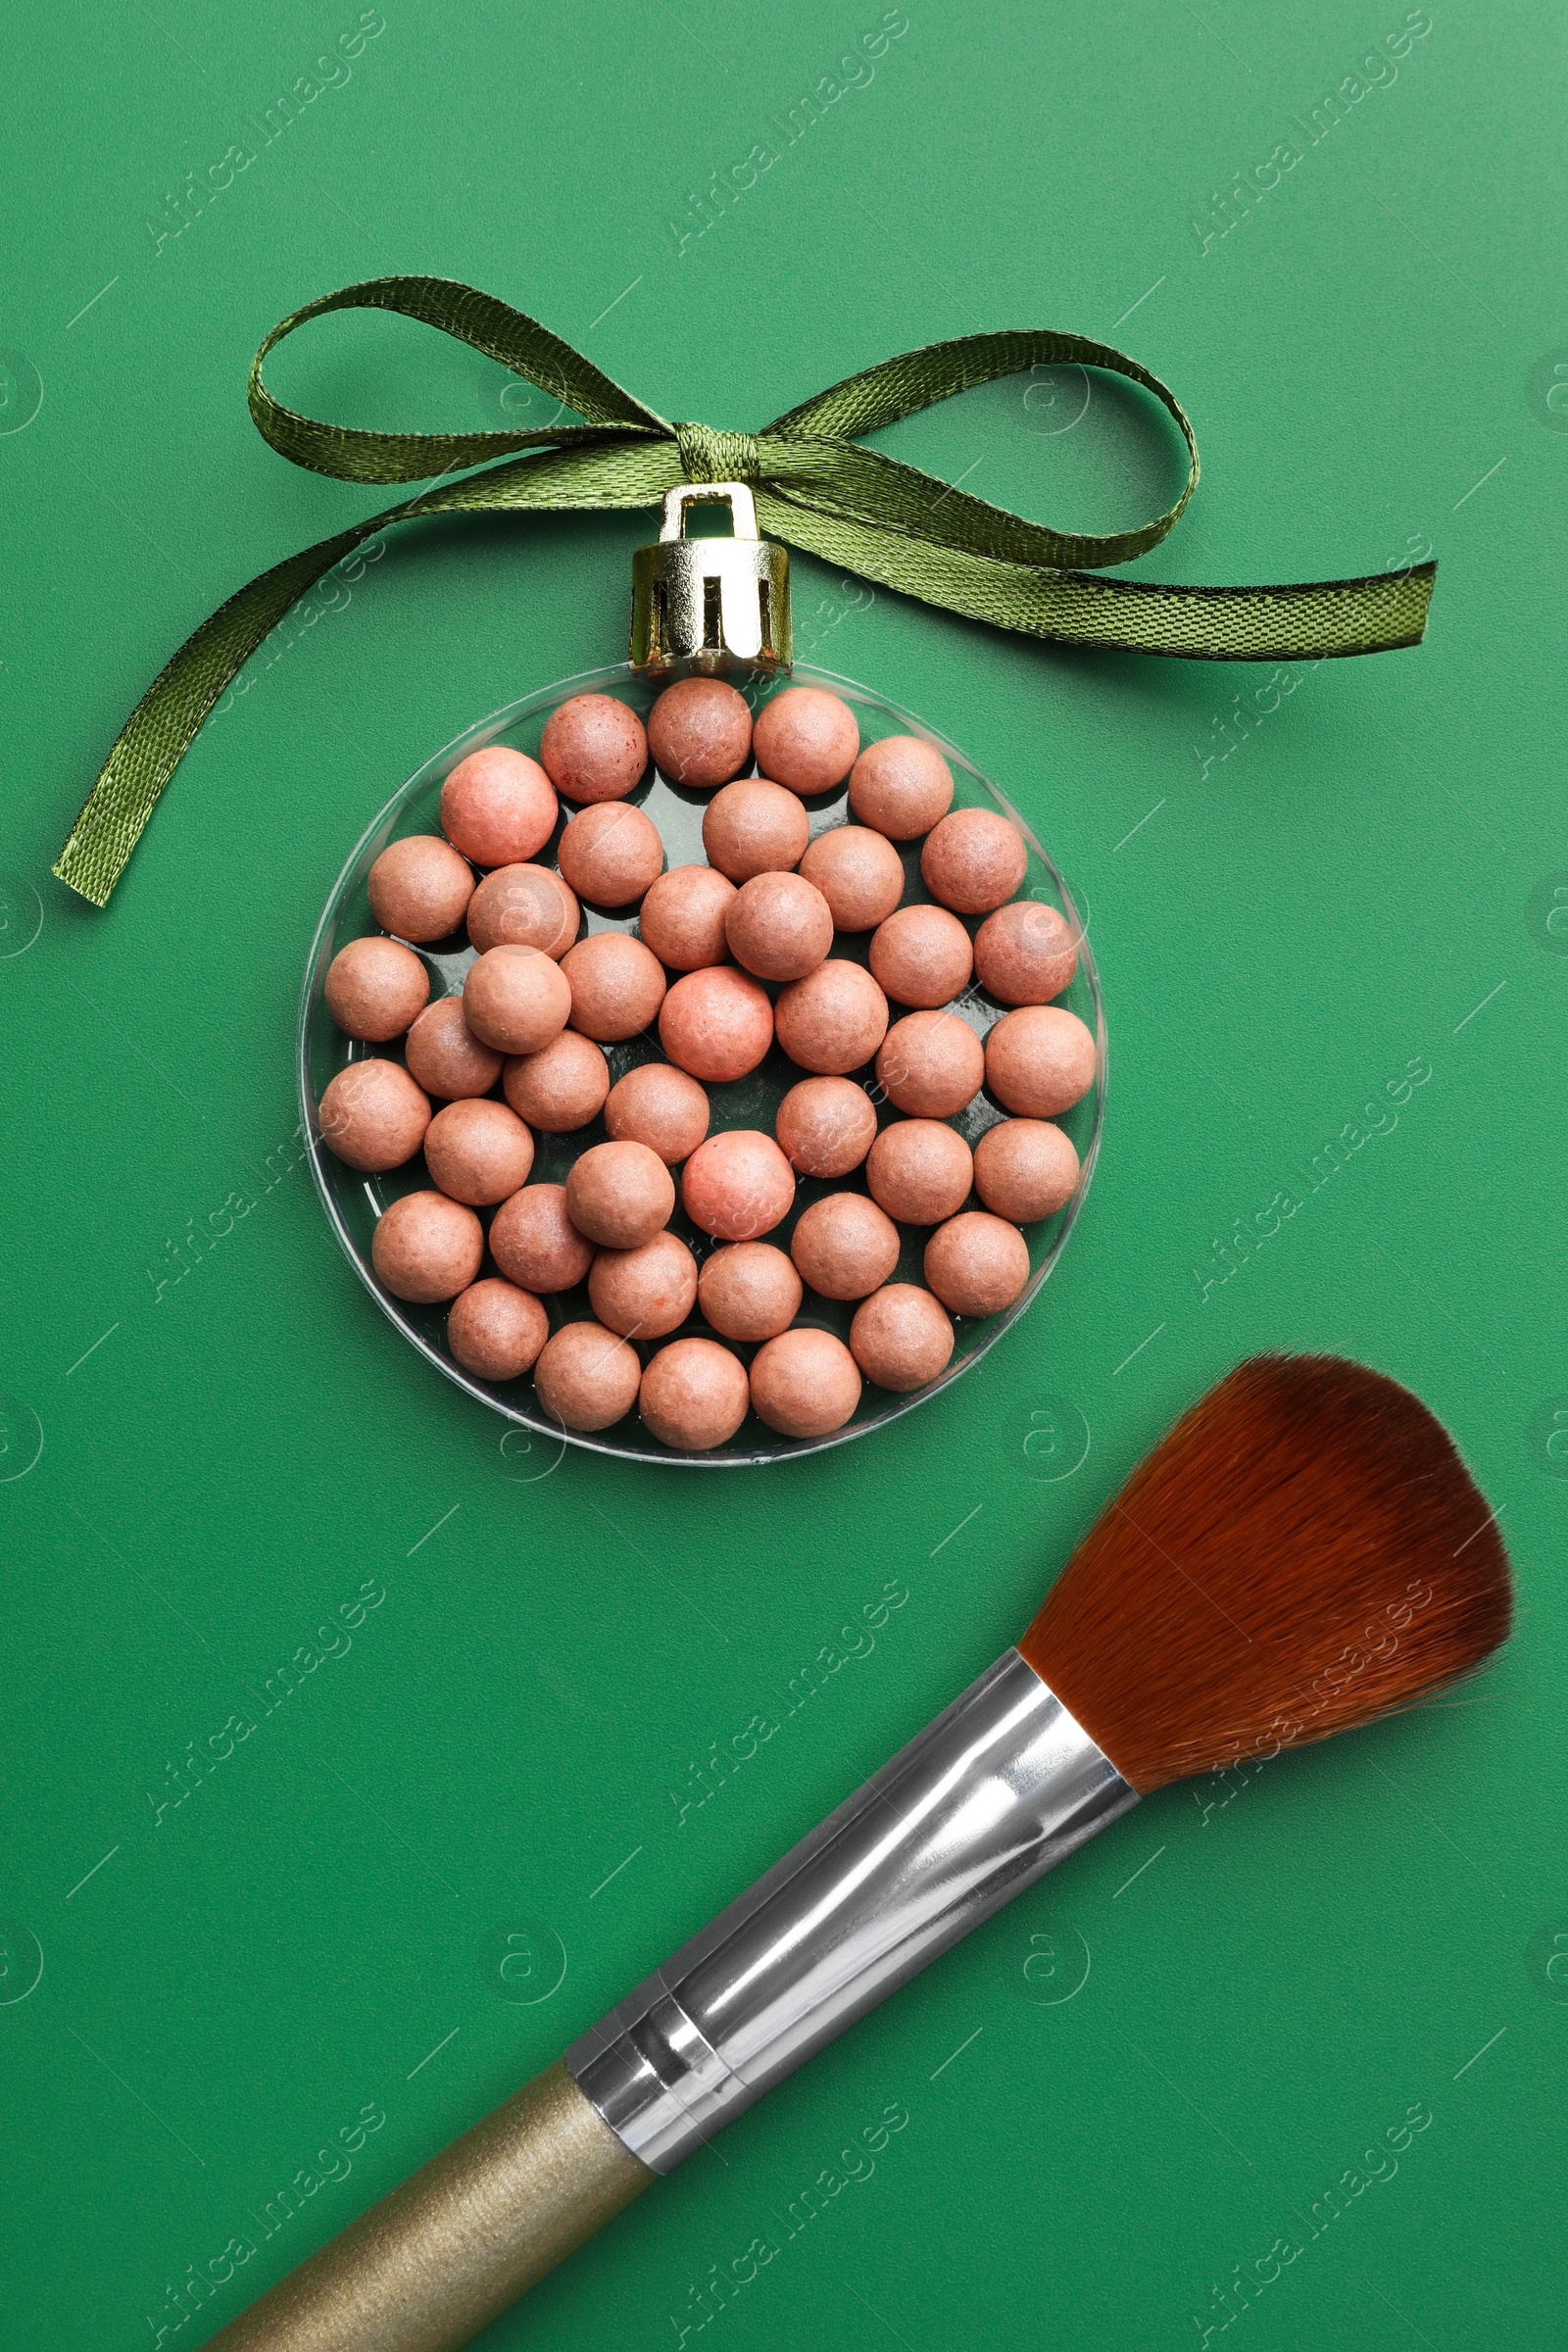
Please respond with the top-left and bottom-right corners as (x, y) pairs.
(2, 4), (1563, 2346)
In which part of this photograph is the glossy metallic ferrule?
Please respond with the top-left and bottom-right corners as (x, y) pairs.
(566, 1649), (1136, 2174)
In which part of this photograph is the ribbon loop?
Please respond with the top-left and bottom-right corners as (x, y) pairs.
(53, 272), (1439, 907)
(673, 424), (760, 484)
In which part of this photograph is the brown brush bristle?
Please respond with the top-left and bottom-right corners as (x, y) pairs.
(1017, 1354), (1511, 1794)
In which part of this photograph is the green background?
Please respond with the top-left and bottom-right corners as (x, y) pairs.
(3, 3), (1564, 2346)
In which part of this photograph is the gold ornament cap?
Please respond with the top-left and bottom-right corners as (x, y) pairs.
(630, 484), (792, 677)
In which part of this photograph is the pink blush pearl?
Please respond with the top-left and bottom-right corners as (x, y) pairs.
(876, 1010), (985, 1118)
(659, 967), (774, 1082)
(565, 1140), (676, 1249)
(697, 1243), (803, 1342)
(753, 687), (859, 796)
(790, 1193), (901, 1300)
(489, 1183), (594, 1293)
(850, 1285), (956, 1392)
(588, 1229), (699, 1339)
(869, 905), (974, 1008)
(724, 872), (834, 982)
(681, 1130), (796, 1241)
(973, 900), (1078, 1005)
(639, 1338), (751, 1451)
(503, 1032), (610, 1133)
(404, 997), (504, 1101)
(463, 946), (572, 1055)
(865, 1119), (974, 1225)
(774, 1077), (877, 1177)
(318, 1059), (430, 1172)
(702, 780), (809, 882)
(371, 1191), (483, 1302)
(749, 1328), (861, 1438)
(644, 1345), (752, 1448)
(848, 737), (954, 839)
(422, 1099), (535, 1206)
(324, 936), (430, 1042)
(973, 1118), (1080, 1221)
(439, 747), (558, 867)
(560, 933), (667, 1044)
(920, 809), (1027, 914)
(798, 826), (905, 931)
(368, 835), (475, 943)
(533, 1319), (642, 1431)
(447, 1280), (549, 1381)
(924, 1211), (1031, 1318)
(638, 864), (737, 971)
(648, 678), (753, 788)
(984, 1006), (1097, 1117)
(557, 802), (664, 908)
(540, 694), (649, 805)
(466, 864), (579, 958)
(773, 960), (889, 1076)
(604, 1064), (710, 1164)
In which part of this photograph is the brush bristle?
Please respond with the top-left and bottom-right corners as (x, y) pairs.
(1017, 1354), (1511, 1794)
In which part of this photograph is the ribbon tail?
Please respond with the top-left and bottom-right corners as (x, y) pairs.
(757, 496), (1437, 662)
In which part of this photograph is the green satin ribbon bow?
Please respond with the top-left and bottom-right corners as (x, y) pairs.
(53, 274), (1437, 907)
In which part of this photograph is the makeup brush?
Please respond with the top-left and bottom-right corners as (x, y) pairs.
(205, 1353), (1510, 2352)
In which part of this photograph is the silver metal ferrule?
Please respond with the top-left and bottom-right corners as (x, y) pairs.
(565, 1650), (1136, 2174)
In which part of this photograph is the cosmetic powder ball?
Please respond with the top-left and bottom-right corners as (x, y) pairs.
(847, 736), (955, 839)
(702, 779), (809, 882)
(561, 933), (667, 1043)
(790, 1193), (901, 1301)
(647, 677), (753, 788)
(749, 1328), (862, 1439)
(539, 693), (648, 805)
(604, 1063), (710, 1164)
(984, 1005), (1098, 1117)
(367, 835), (475, 943)
(972, 899), (1078, 1006)
(318, 1060), (431, 1172)
(865, 1119), (973, 1225)
(422, 1098), (535, 1206)
(489, 1182), (594, 1293)
(920, 808), (1028, 915)
(868, 905), (974, 1009)
(557, 801), (664, 908)
(753, 687), (859, 797)
(324, 936), (430, 1042)
(876, 1010), (985, 1118)
(588, 1229), (699, 1339)
(502, 1031), (610, 1133)
(463, 945), (572, 1055)
(533, 1318), (642, 1431)
(774, 1076), (877, 1178)
(773, 960), (890, 1076)
(447, 1279), (549, 1382)
(565, 1140), (676, 1250)
(370, 1191), (483, 1302)
(850, 1284), (956, 1393)
(404, 997), (505, 1102)
(924, 1210), (1031, 1319)
(637, 864), (737, 971)
(681, 1129), (796, 1242)
(659, 966), (774, 1082)
(724, 871), (834, 983)
(697, 1242), (803, 1342)
(973, 1118), (1080, 1222)
(798, 825), (905, 932)
(466, 863), (579, 958)
(639, 1337), (752, 1452)
(439, 747), (558, 868)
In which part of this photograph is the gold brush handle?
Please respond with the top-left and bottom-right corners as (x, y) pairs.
(204, 2063), (654, 2352)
